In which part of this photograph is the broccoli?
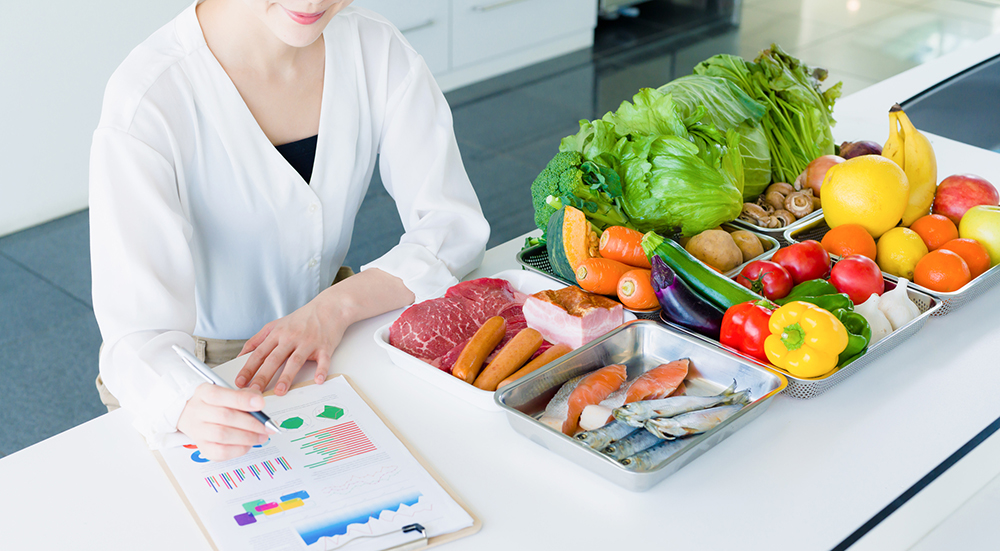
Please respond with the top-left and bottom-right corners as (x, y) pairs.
(530, 151), (632, 232)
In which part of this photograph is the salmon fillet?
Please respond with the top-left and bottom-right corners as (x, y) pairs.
(563, 364), (628, 435)
(624, 359), (689, 404)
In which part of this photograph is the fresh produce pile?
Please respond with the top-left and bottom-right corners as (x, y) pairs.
(537, 359), (751, 471)
(531, 44), (843, 240)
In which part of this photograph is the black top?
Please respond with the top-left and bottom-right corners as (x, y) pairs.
(275, 134), (318, 183)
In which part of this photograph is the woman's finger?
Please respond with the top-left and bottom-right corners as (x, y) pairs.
(200, 402), (271, 436)
(197, 442), (254, 462)
(200, 384), (265, 413)
(249, 342), (294, 392)
(240, 322), (274, 356)
(237, 336), (280, 388)
(314, 350), (331, 385)
(274, 349), (310, 396)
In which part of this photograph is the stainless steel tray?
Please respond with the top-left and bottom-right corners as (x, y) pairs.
(784, 216), (1000, 316)
(658, 275), (941, 399)
(494, 320), (787, 492)
(516, 224), (778, 321)
(729, 209), (824, 245)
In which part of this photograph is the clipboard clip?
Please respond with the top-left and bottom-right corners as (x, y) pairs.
(330, 523), (428, 551)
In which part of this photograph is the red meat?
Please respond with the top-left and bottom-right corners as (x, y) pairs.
(389, 296), (480, 361)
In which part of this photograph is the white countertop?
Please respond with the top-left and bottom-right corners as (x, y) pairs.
(4, 35), (1000, 551)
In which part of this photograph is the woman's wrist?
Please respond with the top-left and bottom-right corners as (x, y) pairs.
(316, 268), (415, 328)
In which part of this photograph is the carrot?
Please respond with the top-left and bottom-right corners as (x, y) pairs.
(575, 258), (632, 295)
(616, 268), (658, 310)
(599, 226), (651, 268)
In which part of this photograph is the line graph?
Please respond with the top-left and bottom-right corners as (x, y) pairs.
(294, 492), (430, 546)
(321, 465), (401, 496)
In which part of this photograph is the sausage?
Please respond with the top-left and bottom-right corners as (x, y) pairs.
(451, 316), (506, 384)
(472, 328), (544, 391)
(497, 344), (572, 389)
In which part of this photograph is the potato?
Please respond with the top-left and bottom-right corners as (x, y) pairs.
(730, 230), (764, 262)
(685, 230), (743, 272)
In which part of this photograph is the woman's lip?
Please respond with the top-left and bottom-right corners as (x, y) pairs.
(282, 6), (326, 25)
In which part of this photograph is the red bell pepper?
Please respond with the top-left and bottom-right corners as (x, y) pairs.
(720, 299), (777, 362)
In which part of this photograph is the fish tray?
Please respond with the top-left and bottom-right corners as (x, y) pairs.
(785, 216), (1000, 316)
(728, 209), (824, 245)
(495, 320), (786, 492)
(373, 269), (637, 411)
(516, 224), (779, 320)
(657, 274), (941, 399)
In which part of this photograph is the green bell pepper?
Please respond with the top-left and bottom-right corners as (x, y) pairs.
(832, 308), (871, 367)
(783, 279), (838, 299)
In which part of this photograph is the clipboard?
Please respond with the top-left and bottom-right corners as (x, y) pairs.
(154, 374), (481, 551)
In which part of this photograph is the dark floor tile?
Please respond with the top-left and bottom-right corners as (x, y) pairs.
(507, 130), (575, 176)
(462, 153), (540, 248)
(343, 169), (406, 270)
(0, 210), (92, 306)
(0, 256), (93, 348)
(0, 310), (105, 453)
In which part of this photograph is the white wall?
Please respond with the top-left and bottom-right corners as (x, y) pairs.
(0, 1), (192, 237)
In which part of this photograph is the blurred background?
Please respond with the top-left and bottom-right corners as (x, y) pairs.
(2, 0), (998, 455)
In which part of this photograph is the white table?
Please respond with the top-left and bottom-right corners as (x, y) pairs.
(5, 35), (1000, 551)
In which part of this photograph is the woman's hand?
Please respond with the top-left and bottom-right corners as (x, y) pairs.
(236, 292), (349, 395)
(177, 384), (272, 461)
(236, 268), (415, 395)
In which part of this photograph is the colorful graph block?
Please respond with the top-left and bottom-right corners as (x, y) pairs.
(234, 513), (256, 526)
(280, 417), (304, 429)
(243, 500), (267, 516)
(255, 502), (279, 513)
(281, 491), (310, 502)
(280, 498), (305, 511)
(263, 507), (283, 516)
(317, 406), (344, 420)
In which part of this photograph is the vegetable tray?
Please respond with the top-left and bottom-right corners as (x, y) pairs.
(658, 277), (941, 399)
(495, 320), (786, 492)
(516, 225), (779, 319)
(785, 217), (1000, 316)
(729, 209), (824, 245)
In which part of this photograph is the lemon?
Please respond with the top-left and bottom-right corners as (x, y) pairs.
(877, 227), (929, 279)
(822, 156), (909, 239)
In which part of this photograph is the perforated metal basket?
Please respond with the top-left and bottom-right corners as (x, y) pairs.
(785, 217), (1000, 316)
(658, 275), (941, 399)
(729, 209), (824, 245)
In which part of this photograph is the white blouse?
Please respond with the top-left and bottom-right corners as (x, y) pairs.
(89, 2), (489, 447)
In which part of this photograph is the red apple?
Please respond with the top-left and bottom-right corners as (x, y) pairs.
(932, 174), (1000, 225)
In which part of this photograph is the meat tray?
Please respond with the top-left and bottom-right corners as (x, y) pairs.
(373, 269), (637, 411)
(495, 320), (786, 492)
(785, 216), (1000, 316)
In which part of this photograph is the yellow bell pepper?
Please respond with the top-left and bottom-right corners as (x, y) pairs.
(764, 301), (849, 378)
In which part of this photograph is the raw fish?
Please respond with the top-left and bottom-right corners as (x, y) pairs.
(602, 429), (660, 461)
(576, 419), (635, 449)
(613, 382), (749, 428)
(624, 360), (690, 403)
(579, 405), (615, 432)
(644, 404), (744, 439)
(539, 365), (628, 436)
(620, 438), (688, 471)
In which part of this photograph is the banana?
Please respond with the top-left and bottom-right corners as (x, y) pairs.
(883, 104), (937, 226)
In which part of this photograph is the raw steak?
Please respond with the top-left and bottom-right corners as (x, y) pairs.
(445, 278), (522, 324)
(389, 296), (480, 361)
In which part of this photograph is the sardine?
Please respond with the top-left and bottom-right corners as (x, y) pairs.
(601, 429), (661, 461)
(643, 404), (744, 439)
(620, 438), (688, 471)
(613, 382), (749, 428)
(575, 419), (635, 449)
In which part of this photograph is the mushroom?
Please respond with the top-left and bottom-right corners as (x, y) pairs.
(773, 209), (797, 226)
(764, 190), (786, 211)
(784, 191), (815, 218)
(766, 182), (795, 196)
(739, 202), (771, 226)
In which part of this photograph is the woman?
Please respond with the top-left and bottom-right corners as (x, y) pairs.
(89, 0), (489, 461)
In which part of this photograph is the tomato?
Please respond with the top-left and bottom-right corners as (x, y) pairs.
(771, 240), (831, 284)
(829, 254), (885, 304)
(735, 260), (793, 300)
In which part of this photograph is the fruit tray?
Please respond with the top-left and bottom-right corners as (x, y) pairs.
(495, 320), (786, 491)
(657, 271), (941, 399)
(516, 225), (779, 320)
(785, 217), (1000, 316)
(728, 209), (824, 245)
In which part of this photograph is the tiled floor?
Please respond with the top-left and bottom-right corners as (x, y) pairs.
(3, 0), (999, 457)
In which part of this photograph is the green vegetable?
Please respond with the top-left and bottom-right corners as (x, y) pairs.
(832, 308), (871, 367)
(530, 150), (631, 232)
(778, 293), (853, 312)
(694, 44), (842, 183)
(783, 279), (839, 299)
(658, 75), (771, 201)
(641, 231), (760, 311)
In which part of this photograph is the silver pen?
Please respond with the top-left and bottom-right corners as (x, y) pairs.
(172, 344), (282, 433)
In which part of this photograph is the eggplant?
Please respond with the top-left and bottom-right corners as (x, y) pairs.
(650, 255), (725, 339)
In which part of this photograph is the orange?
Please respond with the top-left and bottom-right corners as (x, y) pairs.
(939, 238), (991, 279)
(914, 249), (972, 292)
(821, 223), (877, 260)
(909, 214), (958, 251)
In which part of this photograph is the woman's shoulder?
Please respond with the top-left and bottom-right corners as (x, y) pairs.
(98, 6), (202, 132)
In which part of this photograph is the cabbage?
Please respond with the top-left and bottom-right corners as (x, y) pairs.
(657, 75), (771, 201)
